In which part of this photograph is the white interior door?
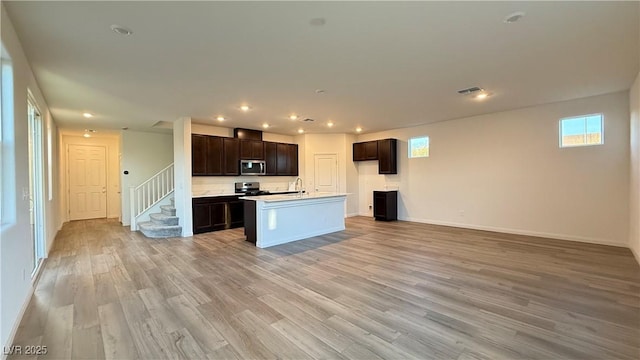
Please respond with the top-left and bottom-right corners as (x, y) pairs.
(68, 144), (107, 220)
(314, 154), (338, 193)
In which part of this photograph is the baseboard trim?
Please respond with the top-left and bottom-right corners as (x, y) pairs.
(402, 217), (627, 248)
(346, 212), (360, 218)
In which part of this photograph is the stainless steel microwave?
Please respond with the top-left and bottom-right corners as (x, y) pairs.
(240, 160), (266, 176)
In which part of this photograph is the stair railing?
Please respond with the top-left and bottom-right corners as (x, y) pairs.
(130, 163), (174, 231)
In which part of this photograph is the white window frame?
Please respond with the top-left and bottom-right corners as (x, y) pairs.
(408, 136), (429, 158)
(559, 113), (604, 148)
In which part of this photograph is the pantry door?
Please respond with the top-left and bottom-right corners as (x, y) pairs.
(314, 153), (338, 193)
(68, 144), (107, 220)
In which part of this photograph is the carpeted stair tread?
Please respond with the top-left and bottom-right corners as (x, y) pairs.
(150, 213), (179, 226)
(138, 221), (181, 238)
(160, 205), (176, 216)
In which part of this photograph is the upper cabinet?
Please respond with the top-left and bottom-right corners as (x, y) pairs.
(240, 139), (264, 160)
(377, 138), (397, 174)
(192, 135), (239, 176)
(352, 138), (397, 174)
(276, 143), (298, 176)
(193, 134), (296, 176)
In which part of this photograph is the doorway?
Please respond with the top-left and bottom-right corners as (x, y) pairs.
(27, 95), (45, 275)
(67, 144), (107, 220)
(313, 153), (338, 193)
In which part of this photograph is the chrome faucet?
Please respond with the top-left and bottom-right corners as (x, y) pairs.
(295, 177), (303, 196)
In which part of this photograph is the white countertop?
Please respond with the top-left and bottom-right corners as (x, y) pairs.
(240, 192), (349, 202)
(192, 190), (302, 198)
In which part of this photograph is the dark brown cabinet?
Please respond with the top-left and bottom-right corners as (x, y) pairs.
(192, 135), (238, 176)
(377, 138), (397, 174)
(192, 196), (244, 234)
(192, 134), (208, 175)
(192, 135), (296, 176)
(192, 135), (223, 175)
(373, 191), (398, 221)
(353, 140), (379, 161)
(264, 141), (278, 175)
(352, 138), (397, 174)
(240, 139), (264, 160)
(222, 138), (240, 175)
(275, 143), (298, 176)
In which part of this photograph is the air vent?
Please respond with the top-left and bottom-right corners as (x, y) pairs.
(457, 87), (483, 95)
(302, 118), (315, 122)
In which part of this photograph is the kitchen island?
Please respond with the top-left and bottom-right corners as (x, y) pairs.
(242, 193), (348, 248)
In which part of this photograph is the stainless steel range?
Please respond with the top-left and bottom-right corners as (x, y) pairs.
(234, 182), (271, 196)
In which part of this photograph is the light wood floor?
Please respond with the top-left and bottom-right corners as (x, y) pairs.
(10, 217), (640, 359)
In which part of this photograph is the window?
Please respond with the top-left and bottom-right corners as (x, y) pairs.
(409, 136), (429, 158)
(560, 114), (603, 147)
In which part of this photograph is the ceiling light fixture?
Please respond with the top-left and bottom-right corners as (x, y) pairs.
(240, 105), (250, 112)
(216, 116), (225, 121)
(475, 92), (489, 100)
(262, 123), (269, 129)
(298, 129), (304, 134)
(110, 24), (133, 36)
(289, 114), (298, 121)
(83, 112), (93, 118)
(327, 121), (334, 127)
(83, 133), (91, 138)
(356, 127), (362, 133)
(504, 11), (525, 24)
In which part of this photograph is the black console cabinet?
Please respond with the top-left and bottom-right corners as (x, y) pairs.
(373, 191), (398, 221)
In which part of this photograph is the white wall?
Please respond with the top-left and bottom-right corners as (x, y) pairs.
(60, 134), (120, 220)
(630, 73), (640, 263)
(120, 130), (173, 225)
(1, 4), (61, 349)
(358, 92), (630, 246)
(174, 117), (193, 237)
(299, 133), (359, 216)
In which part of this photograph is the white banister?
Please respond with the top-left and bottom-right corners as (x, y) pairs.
(130, 163), (175, 231)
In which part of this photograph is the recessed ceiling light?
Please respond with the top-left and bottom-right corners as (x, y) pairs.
(83, 133), (91, 138)
(289, 114), (298, 121)
(504, 11), (525, 24)
(474, 91), (492, 100)
(83, 112), (93, 118)
(327, 122), (334, 127)
(262, 123), (269, 129)
(298, 129), (304, 134)
(356, 127), (362, 133)
(216, 116), (225, 121)
(110, 24), (133, 36)
(310, 18), (326, 26)
(240, 105), (250, 112)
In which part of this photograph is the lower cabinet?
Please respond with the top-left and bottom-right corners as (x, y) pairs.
(193, 196), (244, 234)
(373, 191), (398, 221)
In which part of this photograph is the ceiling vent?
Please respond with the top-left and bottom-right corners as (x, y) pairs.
(302, 118), (315, 122)
(457, 87), (483, 95)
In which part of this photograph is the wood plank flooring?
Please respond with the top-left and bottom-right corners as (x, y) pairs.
(9, 217), (640, 359)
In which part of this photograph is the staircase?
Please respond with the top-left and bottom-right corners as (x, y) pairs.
(130, 163), (182, 238)
(137, 198), (182, 238)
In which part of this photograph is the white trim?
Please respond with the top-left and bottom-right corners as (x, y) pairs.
(402, 216), (627, 248)
(346, 212), (360, 218)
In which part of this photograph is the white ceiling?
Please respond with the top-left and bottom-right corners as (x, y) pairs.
(4, 1), (639, 135)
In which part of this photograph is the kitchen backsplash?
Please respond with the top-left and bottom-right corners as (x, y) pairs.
(192, 176), (299, 196)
